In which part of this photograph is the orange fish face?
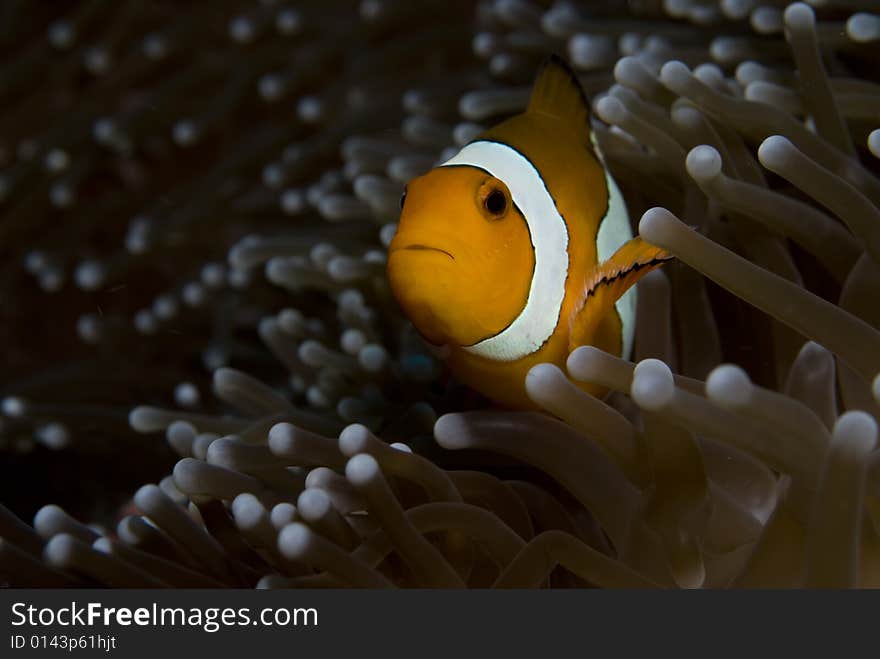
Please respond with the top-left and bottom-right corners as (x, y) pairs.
(387, 165), (535, 348)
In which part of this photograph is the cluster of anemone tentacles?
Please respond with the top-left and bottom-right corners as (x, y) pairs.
(1, 0), (880, 588)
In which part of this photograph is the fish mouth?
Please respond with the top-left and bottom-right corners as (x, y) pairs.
(396, 244), (455, 261)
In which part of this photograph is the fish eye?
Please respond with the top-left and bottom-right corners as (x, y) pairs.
(477, 179), (510, 220)
(484, 189), (507, 216)
(400, 188), (407, 209)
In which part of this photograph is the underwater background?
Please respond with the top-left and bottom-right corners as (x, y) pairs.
(1, 0), (879, 588)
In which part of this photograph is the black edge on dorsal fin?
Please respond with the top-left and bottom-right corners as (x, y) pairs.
(527, 54), (592, 141)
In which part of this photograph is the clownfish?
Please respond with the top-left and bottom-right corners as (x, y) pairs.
(387, 56), (672, 408)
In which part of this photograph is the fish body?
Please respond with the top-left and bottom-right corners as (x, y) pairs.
(387, 56), (670, 408)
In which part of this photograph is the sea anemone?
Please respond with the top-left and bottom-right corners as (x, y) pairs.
(1, 0), (879, 588)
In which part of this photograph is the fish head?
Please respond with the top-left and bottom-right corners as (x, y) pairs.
(387, 165), (535, 349)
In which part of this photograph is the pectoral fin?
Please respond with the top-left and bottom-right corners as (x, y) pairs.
(568, 236), (673, 353)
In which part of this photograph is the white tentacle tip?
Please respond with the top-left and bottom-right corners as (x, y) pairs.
(1, 396), (25, 418)
(706, 364), (753, 408)
(686, 145), (722, 183)
(171, 458), (203, 493)
(595, 96), (628, 125)
(847, 14), (880, 43)
(92, 537), (112, 554)
(268, 422), (294, 450)
(231, 493), (264, 530)
(757, 135), (794, 170)
(783, 3), (815, 31)
(358, 344), (388, 372)
(565, 345), (605, 382)
(296, 489), (332, 521)
(693, 63), (724, 87)
(43, 534), (77, 567)
(33, 505), (65, 537)
(659, 60), (692, 92)
(868, 130), (880, 159)
(132, 484), (162, 511)
(631, 359), (675, 411)
(638, 206), (677, 244)
(720, 0), (752, 20)
(832, 411), (878, 454)
(211, 367), (237, 389)
(128, 406), (156, 433)
(735, 61), (763, 86)
(525, 363), (566, 401)
(751, 7), (783, 35)
(345, 453), (380, 487)
(338, 423), (371, 457)
(613, 56), (646, 87)
(744, 80), (770, 103)
(278, 522), (312, 560)
(670, 103), (702, 130)
(433, 413), (468, 450)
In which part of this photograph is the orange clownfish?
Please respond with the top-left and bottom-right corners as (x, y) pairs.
(387, 56), (671, 408)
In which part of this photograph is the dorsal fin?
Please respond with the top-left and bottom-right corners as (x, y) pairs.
(527, 54), (591, 138)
